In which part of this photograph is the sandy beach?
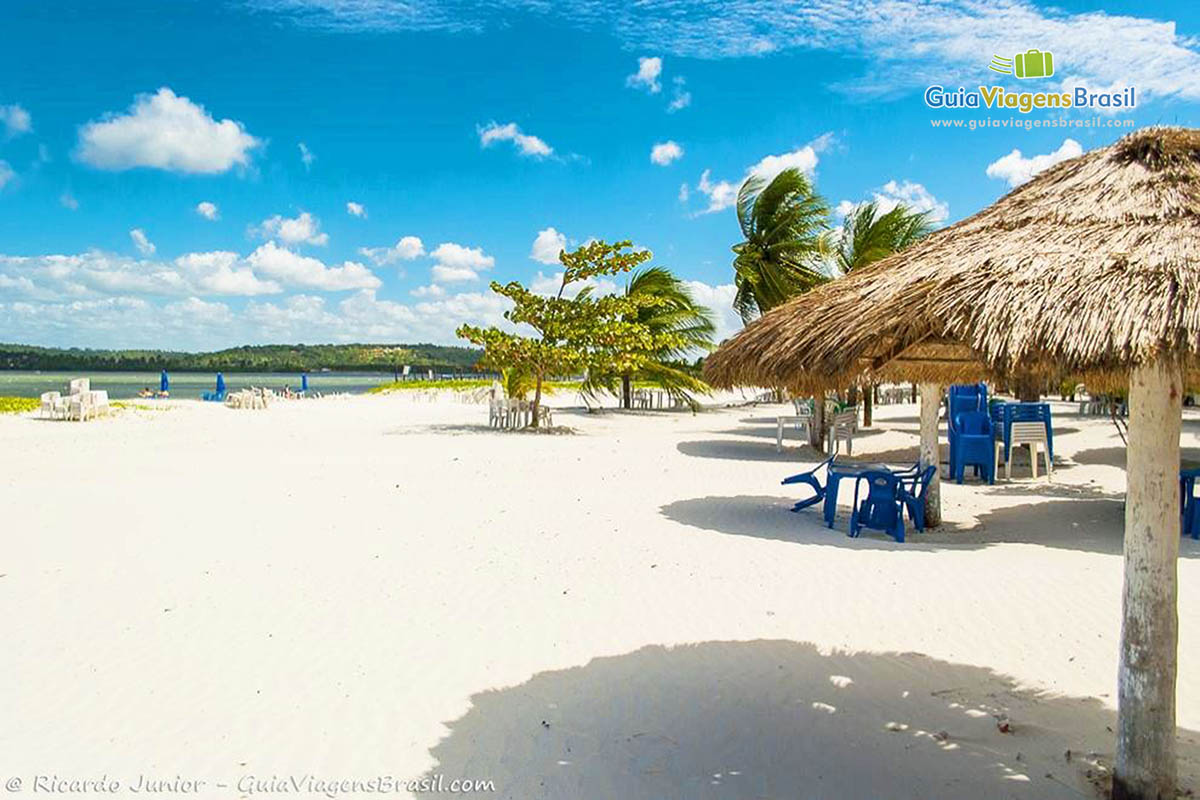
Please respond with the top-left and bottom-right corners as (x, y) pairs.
(2, 393), (1197, 798)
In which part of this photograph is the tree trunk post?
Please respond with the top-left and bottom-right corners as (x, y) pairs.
(809, 394), (825, 452)
(1114, 360), (1181, 800)
(863, 384), (874, 428)
(910, 383), (918, 403)
(621, 374), (632, 410)
(918, 382), (942, 528)
(530, 372), (543, 429)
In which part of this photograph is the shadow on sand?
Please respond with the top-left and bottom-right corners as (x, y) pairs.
(658, 491), (1200, 558)
(422, 640), (1200, 798)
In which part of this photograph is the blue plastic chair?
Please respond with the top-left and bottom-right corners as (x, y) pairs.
(900, 465), (938, 532)
(782, 456), (835, 512)
(849, 470), (906, 543)
(948, 384), (988, 478)
(952, 411), (995, 484)
(1181, 468), (1200, 540)
(202, 372), (227, 402)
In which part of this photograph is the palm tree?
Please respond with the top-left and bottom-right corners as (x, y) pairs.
(825, 200), (935, 424)
(583, 267), (716, 408)
(731, 167), (830, 323)
(827, 200), (934, 276)
(731, 167), (831, 443)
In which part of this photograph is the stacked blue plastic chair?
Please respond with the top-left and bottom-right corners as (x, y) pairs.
(951, 411), (995, 484)
(947, 383), (988, 479)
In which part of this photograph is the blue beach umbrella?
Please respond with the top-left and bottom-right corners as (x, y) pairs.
(160, 370), (169, 393)
(301, 373), (309, 392)
(216, 372), (226, 394)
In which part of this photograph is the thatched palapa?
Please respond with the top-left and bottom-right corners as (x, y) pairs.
(705, 126), (1200, 798)
(704, 127), (1200, 393)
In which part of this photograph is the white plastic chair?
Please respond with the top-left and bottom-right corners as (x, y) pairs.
(776, 399), (814, 451)
(40, 391), (62, 419)
(88, 390), (110, 417)
(827, 408), (859, 455)
(68, 392), (93, 421)
(68, 378), (90, 395)
(1006, 421), (1053, 479)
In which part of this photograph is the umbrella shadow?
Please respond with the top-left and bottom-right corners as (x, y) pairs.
(676, 440), (823, 463)
(658, 494), (1200, 558)
(1073, 446), (1200, 470)
(421, 640), (1200, 798)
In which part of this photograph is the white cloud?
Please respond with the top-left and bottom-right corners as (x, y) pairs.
(195, 201), (219, 220)
(0, 161), (14, 191)
(0, 104), (31, 137)
(684, 280), (742, 343)
(299, 142), (315, 170)
(255, 211), (329, 246)
(530, 227), (567, 265)
(346, 201), (366, 218)
(163, 296), (235, 325)
(430, 264), (479, 283)
(60, 191), (78, 210)
(626, 56), (663, 93)
(174, 251), (282, 295)
(693, 132), (834, 214)
(247, 241), (381, 291)
(748, 132), (834, 184)
(478, 121), (553, 158)
(841, 180), (949, 223)
(76, 87), (260, 174)
(985, 138), (1084, 188)
(695, 169), (738, 214)
(410, 283), (445, 298)
(429, 242), (494, 282)
(650, 140), (684, 166)
(359, 235), (425, 266)
(246, 2), (1200, 104)
(678, 182), (689, 204)
(130, 228), (156, 256)
(667, 77), (692, 112)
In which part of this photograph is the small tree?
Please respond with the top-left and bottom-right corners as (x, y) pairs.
(457, 240), (681, 428)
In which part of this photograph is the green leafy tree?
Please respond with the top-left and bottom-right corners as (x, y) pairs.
(731, 167), (831, 323)
(457, 240), (683, 428)
(585, 266), (716, 408)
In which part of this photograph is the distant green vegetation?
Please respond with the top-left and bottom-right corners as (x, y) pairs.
(0, 343), (482, 373)
(0, 396), (39, 414)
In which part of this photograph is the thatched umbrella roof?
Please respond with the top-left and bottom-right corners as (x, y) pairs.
(704, 126), (1200, 392)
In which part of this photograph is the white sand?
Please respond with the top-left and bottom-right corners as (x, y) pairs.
(2, 394), (1197, 798)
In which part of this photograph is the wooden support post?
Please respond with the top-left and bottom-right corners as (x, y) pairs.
(1114, 360), (1181, 800)
(919, 382), (942, 528)
(808, 395), (825, 451)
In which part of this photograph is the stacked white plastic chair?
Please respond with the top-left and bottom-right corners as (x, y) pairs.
(1005, 421), (1053, 479)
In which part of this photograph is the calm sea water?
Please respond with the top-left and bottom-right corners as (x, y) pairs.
(0, 371), (397, 400)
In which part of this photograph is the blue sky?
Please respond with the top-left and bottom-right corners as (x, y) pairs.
(0, 0), (1197, 350)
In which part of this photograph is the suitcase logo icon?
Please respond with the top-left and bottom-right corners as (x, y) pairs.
(989, 50), (1054, 79)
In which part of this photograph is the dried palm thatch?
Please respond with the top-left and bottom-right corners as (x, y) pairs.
(705, 127), (1200, 393)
